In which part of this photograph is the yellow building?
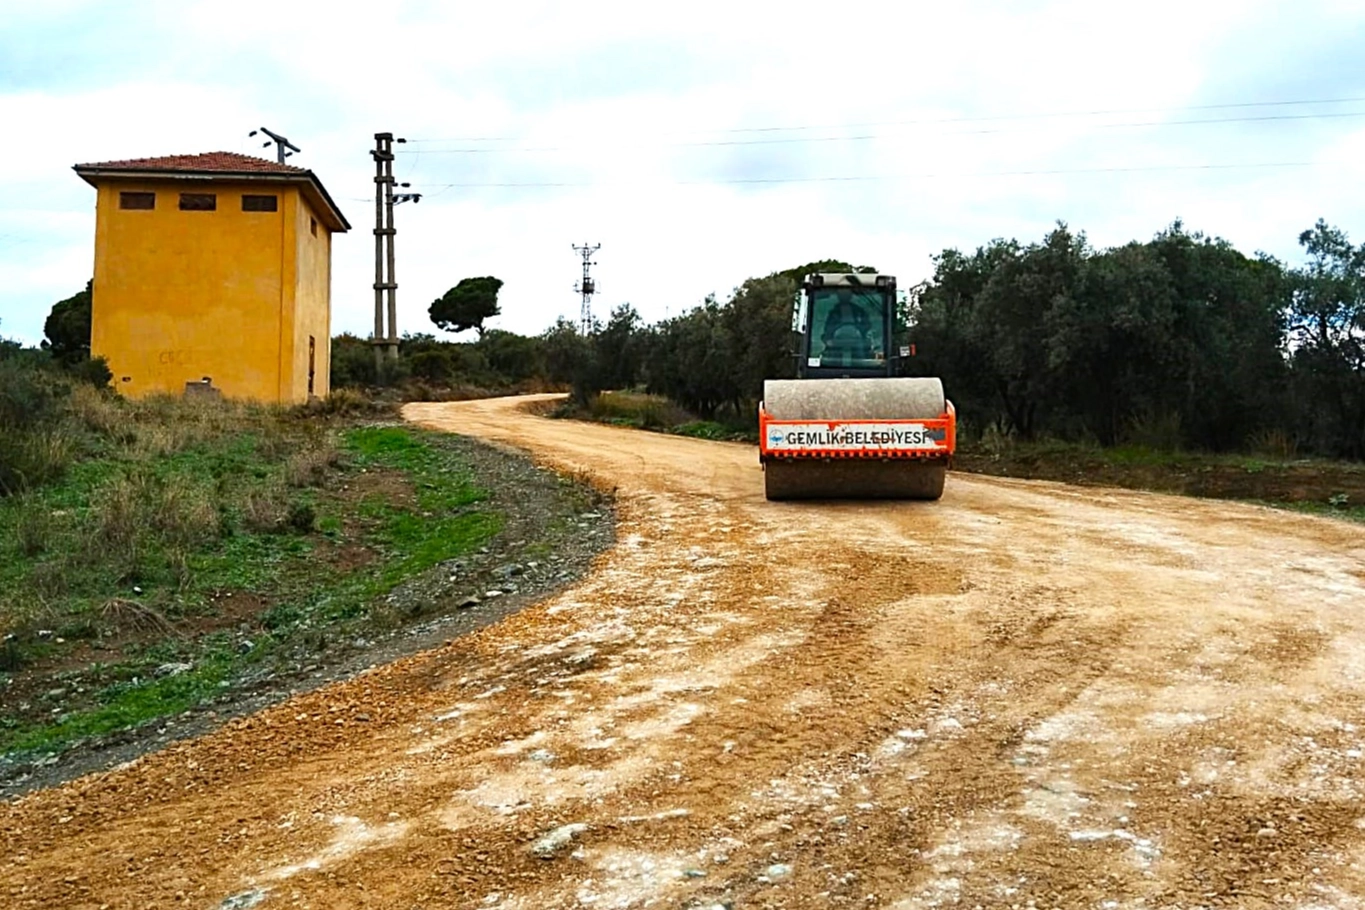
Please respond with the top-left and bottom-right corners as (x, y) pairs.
(74, 152), (350, 403)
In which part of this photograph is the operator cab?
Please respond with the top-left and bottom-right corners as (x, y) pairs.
(794, 273), (899, 379)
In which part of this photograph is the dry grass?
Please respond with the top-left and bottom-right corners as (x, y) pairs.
(67, 384), (126, 437)
(1123, 409), (1185, 452)
(241, 483), (290, 534)
(0, 431), (75, 495)
(296, 388), (396, 418)
(99, 598), (175, 637)
(151, 475), (220, 548)
(88, 472), (220, 579)
(284, 438), (342, 488)
(13, 497), (54, 558)
(1250, 426), (1299, 461)
(27, 559), (71, 600)
(91, 473), (147, 566)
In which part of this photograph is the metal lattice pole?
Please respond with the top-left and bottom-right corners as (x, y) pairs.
(573, 242), (601, 334)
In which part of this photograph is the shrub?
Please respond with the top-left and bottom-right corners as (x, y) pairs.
(286, 500), (317, 533)
(66, 356), (113, 388)
(0, 430), (74, 496)
(14, 497), (55, 558)
(285, 439), (342, 488)
(68, 383), (127, 437)
(152, 475), (220, 549)
(241, 484), (289, 533)
(1123, 409), (1184, 452)
(0, 357), (66, 431)
(409, 350), (455, 381)
(1249, 426), (1298, 461)
(331, 334), (379, 388)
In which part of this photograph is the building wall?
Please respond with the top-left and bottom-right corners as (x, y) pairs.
(89, 179), (328, 404)
(288, 193), (333, 401)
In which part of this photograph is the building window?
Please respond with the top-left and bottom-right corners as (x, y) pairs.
(119, 192), (155, 210)
(179, 193), (217, 211)
(242, 194), (278, 212)
(310, 217), (318, 237)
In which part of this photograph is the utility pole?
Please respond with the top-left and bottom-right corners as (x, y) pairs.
(371, 133), (421, 367)
(573, 242), (601, 334)
(249, 127), (300, 164)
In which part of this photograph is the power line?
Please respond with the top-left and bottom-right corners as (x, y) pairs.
(402, 95), (1365, 144)
(403, 111), (1365, 155)
(413, 160), (1318, 190)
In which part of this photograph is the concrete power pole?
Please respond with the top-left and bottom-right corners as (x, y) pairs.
(573, 242), (601, 334)
(371, 133), (421, 368)
(372, 134), (395, 368)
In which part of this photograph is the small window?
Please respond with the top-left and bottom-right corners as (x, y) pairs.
(242, 194), (278, 212)
(179, 193), (217, 211)
(310, 217), (318, 237)
(119, 192), (155, 210)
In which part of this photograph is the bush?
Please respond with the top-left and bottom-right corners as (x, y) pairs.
(331, 334), (378, 388)
(0, 430), (74, 496)
(67, 356), (113, 388)
(295, 387), (396, 418)
(410, 350), (454, 381)
(285, 439), (342, 487)
(0, 357), (66, 431)
(241, 484), (289, 534)
(14, 497), (55, 558)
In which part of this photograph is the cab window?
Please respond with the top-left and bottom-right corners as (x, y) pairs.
(808, 288), (885, 369)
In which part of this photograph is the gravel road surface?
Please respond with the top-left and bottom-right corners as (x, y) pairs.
(4, 394), (1365, 910)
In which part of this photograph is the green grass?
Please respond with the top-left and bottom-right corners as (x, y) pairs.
(0, 410), (501, 759)
(556, 392), (758, 443)
(1263, 499), (1365, 525)
(672, 420), (749, 441)
(4, 646), (238, 754)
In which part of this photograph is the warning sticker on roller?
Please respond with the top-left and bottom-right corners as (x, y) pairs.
(763, 422), (947, 452)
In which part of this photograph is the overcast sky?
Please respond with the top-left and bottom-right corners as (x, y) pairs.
(2, 0), (1364, 345)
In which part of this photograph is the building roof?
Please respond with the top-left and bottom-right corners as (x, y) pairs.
(75, 151), (310, 174)
(73, 151), (350, 232)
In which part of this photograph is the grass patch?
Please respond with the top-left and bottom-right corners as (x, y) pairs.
(955, 436), (1365, 506)
(0, 394), (501, 759)
(554, 392), (757, 443)
(1261, 498), (1365, 525)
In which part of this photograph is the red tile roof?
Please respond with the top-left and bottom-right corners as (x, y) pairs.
(73, 151), (350, 231)
(74, 151), (308, 174)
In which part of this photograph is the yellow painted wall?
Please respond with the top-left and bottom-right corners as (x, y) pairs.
(290, 194), (332, 401)
(89, 179), (332, 404)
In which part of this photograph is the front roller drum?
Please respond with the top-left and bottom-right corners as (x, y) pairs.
(764, 458), (947, 501)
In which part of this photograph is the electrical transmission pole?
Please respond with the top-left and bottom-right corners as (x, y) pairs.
(573, 243), (601, 334)
(249, 127), (300, 163)
(371, 133), (421, 368)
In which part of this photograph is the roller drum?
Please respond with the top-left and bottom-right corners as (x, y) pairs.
(762, 377), (949, 501)
(763, 377), (945, 421)
(764, 459), (946, 500)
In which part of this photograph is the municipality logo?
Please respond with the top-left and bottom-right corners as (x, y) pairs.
(768, 430), (785, 445)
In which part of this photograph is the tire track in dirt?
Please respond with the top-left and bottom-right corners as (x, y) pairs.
(3, 394), (1365, 910)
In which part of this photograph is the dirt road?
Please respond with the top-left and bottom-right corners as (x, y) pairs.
(5, 395), (1365, 910)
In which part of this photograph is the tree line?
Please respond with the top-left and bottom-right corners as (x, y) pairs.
(523, 220), (1365, 459)
(911, 220), (1364, 457)
(25, 217), (1365, 459)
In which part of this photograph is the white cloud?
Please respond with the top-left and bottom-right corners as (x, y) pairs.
(1, 0), (1363, 344)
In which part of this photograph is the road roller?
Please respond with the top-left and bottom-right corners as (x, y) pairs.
(759, 272), (956, 500)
